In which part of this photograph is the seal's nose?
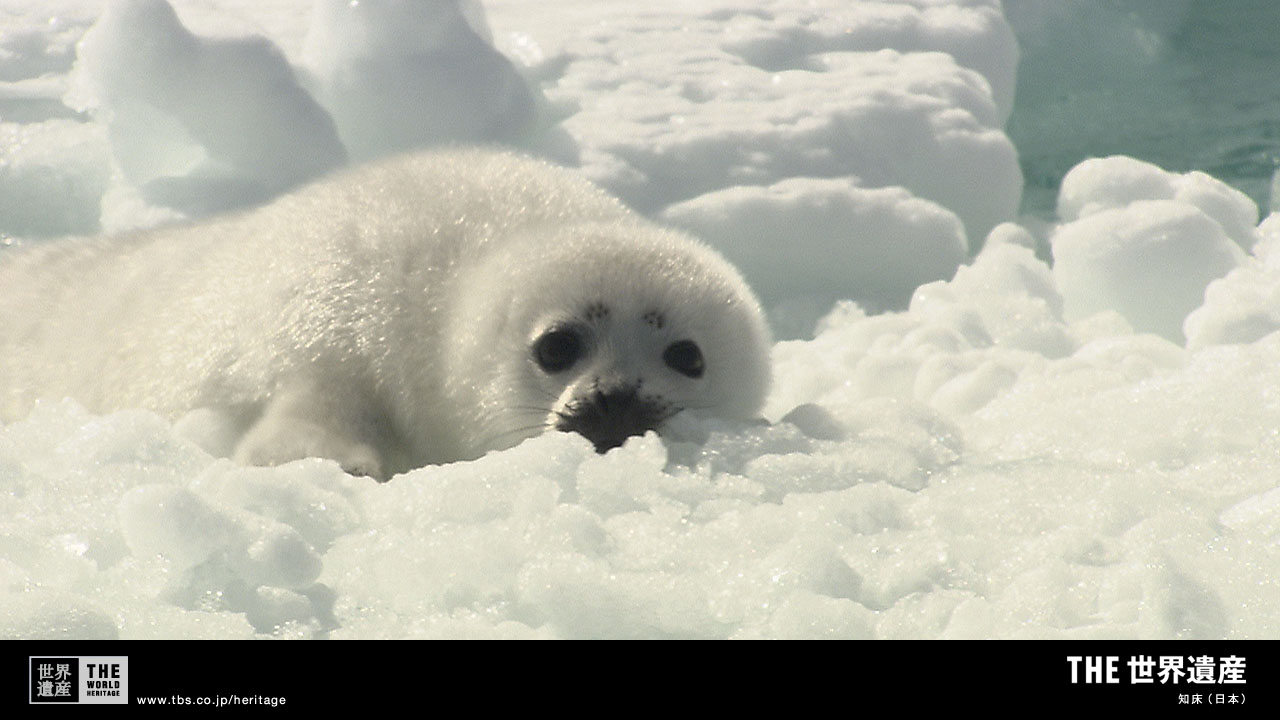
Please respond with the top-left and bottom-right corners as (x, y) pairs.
(555, 383), (662, 452)
(592, 385), (633, 414)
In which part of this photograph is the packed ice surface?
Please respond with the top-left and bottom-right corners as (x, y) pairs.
(1, 0), (1279, 639)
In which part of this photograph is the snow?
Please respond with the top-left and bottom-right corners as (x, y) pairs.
(1056, 156), (1259, 251)
(662, 177), (968, 334)
(1185, 215), (1280, 351)
(2, 0), (1279, 639)
(300, 0), (540, 162)
(1051, 199), (1244, 344)
(66, 0), (347, 216)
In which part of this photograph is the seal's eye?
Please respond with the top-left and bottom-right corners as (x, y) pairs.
(533, 328), (584, 373)
(663, 340), (704, 379)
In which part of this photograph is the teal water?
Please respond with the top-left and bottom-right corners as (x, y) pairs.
(1007, 0), (1280, 222)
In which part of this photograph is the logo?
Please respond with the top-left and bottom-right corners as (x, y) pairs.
(30, 657), (128, 705)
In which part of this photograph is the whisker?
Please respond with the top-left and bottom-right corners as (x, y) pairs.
(533, 388), (563, 404)
(675, 402), (718, 412)
(657, 406), (686, 424)
(478, 419), (554, 450)
(506, 405), (554, 414)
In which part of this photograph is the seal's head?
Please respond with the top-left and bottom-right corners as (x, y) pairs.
(445, 220), (772, 458)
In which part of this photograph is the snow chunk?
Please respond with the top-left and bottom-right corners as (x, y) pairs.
(0, 589), (119, 640)
(0, 1), (97, 82)
(1058, 156), (1260, 251)
(662, 176), (967, 335)
(719, 0), (1017, 118)
(915, 235), (1072, 357)
(300, 0), (539, 162)
(0, 119), (112, 238)
(1183, 212), (1280, 349)
(65, 0), (346, 215)
(1052, 196), (1245, 343)
(549, 23), (1019, 242)
(120, 485), (240, 571)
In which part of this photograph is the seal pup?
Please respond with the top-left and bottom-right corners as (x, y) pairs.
(0, 149), (771, 479)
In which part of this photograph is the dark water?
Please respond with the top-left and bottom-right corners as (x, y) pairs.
(1007, 0), (1280, 222)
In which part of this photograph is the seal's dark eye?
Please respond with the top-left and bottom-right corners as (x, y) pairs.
(663, 340), (704, 379)
(533, 328), (584, 373)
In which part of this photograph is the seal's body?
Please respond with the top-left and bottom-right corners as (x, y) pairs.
(0, 150), (771, 478)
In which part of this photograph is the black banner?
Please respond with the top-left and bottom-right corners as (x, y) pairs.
(8, 640), (1277, 712)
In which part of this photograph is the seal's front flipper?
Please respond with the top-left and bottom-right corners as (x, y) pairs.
(233, 375), (392, 480)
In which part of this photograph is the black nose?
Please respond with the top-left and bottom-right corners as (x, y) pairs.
(555, 385), (664, 452)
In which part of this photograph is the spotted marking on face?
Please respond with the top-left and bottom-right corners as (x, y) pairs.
(642, 310), (666, 329)
(584, 302), (610, 323)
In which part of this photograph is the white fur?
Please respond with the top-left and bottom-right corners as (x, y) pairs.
(0, 149), (771, 478)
